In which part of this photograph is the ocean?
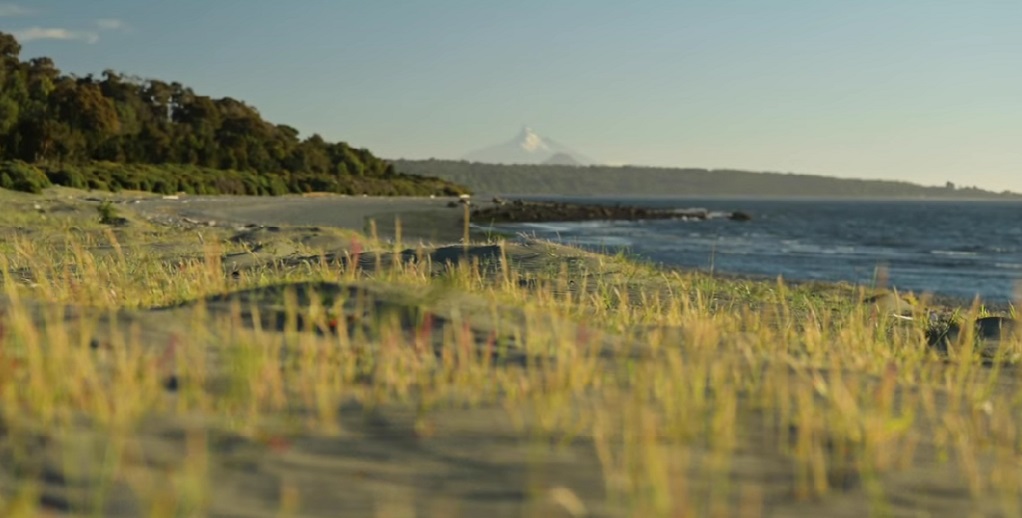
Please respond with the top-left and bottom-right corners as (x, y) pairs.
(486, 197), (1022, 303)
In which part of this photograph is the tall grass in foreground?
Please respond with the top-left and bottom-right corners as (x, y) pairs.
(0, 228), (1021, 517)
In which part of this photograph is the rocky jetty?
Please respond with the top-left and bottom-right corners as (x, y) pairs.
(469, 199), (750, 224)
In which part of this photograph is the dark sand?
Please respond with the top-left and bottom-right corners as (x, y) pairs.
(2, 190), (1020, 517)
(134, 194), (486, 244)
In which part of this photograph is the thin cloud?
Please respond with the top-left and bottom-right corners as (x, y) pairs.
(12, 27), (100, 44)
(96, 18), (125, 30)
(9, 18), (126, 45)
(2, 7), (125, 44)
(0, 3), (32, 17)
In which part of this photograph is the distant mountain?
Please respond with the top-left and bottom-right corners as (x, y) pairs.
(463, 127), (594, 165)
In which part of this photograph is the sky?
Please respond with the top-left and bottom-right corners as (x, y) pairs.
(2, 0), (1019, 191)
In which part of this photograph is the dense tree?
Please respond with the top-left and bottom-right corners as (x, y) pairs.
(0, 32), (18, 53)
(0, 31), (465, 196)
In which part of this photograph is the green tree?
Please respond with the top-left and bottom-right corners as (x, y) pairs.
(0, 30), (466, 197)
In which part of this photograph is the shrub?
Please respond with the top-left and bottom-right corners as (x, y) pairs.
(45, 166), (88, 189)
(152, 179), (176, 194)
(97, 200), (128, 226)
(8, 160), (467, 197)
(87, 178), (108, 191)
(1, 161), (51, 194)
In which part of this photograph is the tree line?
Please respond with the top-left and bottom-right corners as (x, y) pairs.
(0, 32), (465, 196)
(393, 159), (1017, 199)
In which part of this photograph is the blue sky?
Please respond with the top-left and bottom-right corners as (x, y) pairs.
(2, 1), (1019, 191)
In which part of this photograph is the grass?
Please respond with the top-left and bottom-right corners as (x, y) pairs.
(1, 189), (1022, 517)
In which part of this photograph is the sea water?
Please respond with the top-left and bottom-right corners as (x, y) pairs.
(487, 197), (1022, 303)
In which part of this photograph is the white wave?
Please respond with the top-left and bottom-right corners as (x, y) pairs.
(509, 222), (582, 233)
(930, 250), (979, 257)
(566, 236), (634, 247)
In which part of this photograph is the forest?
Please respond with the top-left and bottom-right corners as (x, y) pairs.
(393, 159), (1019, 199)
(0, 32), (466, 196)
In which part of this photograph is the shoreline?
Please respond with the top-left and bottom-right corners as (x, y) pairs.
(470, 199), (750, 224)
(9, 187), (1009, 314)
(122, 191), (1011, 313)
(55, 192), (1005, 312)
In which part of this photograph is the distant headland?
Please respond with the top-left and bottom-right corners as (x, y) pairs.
(392, 158), (1020, 199)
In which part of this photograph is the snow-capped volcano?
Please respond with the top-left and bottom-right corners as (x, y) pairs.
(462, 127), (594, 165)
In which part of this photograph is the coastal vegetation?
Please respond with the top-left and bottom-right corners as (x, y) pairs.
(1, 187), (1021, 516)
(0, 33), (466, 197)
(393, 158), (1018, 199)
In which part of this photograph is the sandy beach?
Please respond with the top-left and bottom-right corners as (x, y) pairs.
(1, 189), (1021, 517)
(133, 194), (487, 244)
